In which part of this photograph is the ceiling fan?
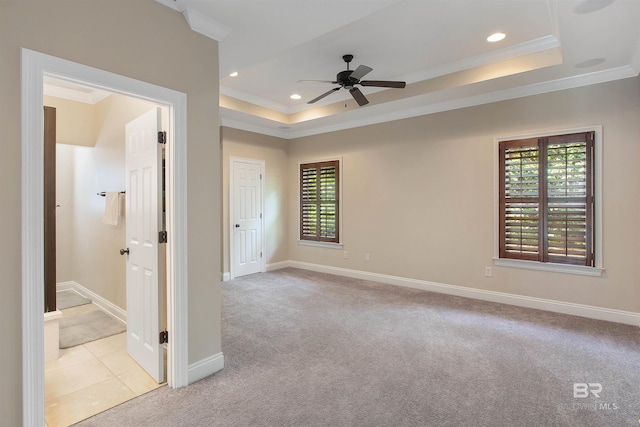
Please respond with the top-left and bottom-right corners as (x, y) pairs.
(299, 54), (406, 106)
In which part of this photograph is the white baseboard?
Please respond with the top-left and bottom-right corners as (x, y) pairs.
(222, 261), (291, 281)
(188, 352), (224, 384)
(287, 261), (640, 327)
(56, 281), (77, 291)
(57, 281), (127, 323)
(266, 261), (292, 272)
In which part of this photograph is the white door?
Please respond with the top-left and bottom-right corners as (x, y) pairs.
(232, 159), (263, 277)
(125, 108), (165, 382)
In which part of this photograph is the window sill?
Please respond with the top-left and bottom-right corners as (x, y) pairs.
(493, 258), (604, 277)
(298, 240), (343, 249)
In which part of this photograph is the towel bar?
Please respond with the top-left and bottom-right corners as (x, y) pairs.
(97, 191), (126, 197)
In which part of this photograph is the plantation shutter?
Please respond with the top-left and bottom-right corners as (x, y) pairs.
(499, 132), (594, 266)
(300, 161), (339, 243)
(545, 133), (593, 265)
(499, 138), (541, 261)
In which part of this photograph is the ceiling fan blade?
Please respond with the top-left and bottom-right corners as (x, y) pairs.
(360, 80), (406, 88)
(297, 80), (338, 84)
(349, 65), (373, 81)
(308, 87), (340, 104)
(349, 87), (369, 106)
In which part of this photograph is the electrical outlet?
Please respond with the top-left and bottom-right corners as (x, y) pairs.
(484, 267), (492, 277)
(343, 251), (348, 259)
(365, 253), (370, 261)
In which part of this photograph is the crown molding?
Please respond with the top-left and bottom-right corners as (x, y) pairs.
(155, 1), (231, 41)
(219, 34), (563, 118)
(154, 0), (185, 12)
(222, 64), (637, 140)
(221, 117), (289, 139)
(182, 8), (231, 41)
(220, 86), (290, 114)
(220, 84), (355, 115)
(287, 66), (637, 139)
(399, 35), (560, 85)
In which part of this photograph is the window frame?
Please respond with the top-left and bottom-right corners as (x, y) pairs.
(298, 158), (343, 248)
(493, 126), (603, 276)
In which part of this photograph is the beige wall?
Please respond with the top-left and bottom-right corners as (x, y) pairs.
(221, 127), (290, 274)
(0, 1), (221, 423)
(56, 143), (75, 282)
(220, 78), (640, 317)
(288, 77), (640, 313)
(44, 96), (96, 147)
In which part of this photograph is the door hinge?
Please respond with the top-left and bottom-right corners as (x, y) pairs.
(260, 213), (262, 219)
(159, 231), (168, 243)
(260, 251), (262, 258)
(260, 173), (262, 180)
(158, 131), (167, 144)
(159, 329), (168, 344)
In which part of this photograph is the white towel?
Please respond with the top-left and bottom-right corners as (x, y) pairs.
(102, 192), (120, 225)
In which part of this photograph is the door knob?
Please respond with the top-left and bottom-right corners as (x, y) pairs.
(120, 248), (130, 255)
(235, 224), (240, 228)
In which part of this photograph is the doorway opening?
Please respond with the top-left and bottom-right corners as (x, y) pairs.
(21, 49), (188, 425)
(43, 79), (168, 424)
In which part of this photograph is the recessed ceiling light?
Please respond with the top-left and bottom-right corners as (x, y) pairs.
(229, 71), (238, 77)
(574, 0), (615, 14)
(487, 32), (506, 43)
(290, 94), (302, 100)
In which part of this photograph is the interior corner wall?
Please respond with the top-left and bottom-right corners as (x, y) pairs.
(221, 127), (290, 276)
(1, 1), (220, 423)
(43, 95), (96, 147)
(288, 77), (640, 314)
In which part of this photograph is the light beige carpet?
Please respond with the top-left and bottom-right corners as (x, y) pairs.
(77, 268), (640, 426)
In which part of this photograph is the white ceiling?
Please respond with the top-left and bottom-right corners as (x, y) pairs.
(50, 1), (640, 139)
(175, 0), (640, 138)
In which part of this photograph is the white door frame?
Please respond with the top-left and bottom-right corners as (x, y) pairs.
(21, 49), (189, 425)
(229, 157), (265, 280)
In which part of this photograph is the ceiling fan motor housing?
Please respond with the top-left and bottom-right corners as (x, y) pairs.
(337, 70), (356, 88)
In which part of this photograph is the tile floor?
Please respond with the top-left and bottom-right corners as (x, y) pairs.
(45, 304), (164, 427)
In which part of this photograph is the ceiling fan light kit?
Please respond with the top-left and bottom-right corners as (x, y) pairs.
(302, 54), (406, 107)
